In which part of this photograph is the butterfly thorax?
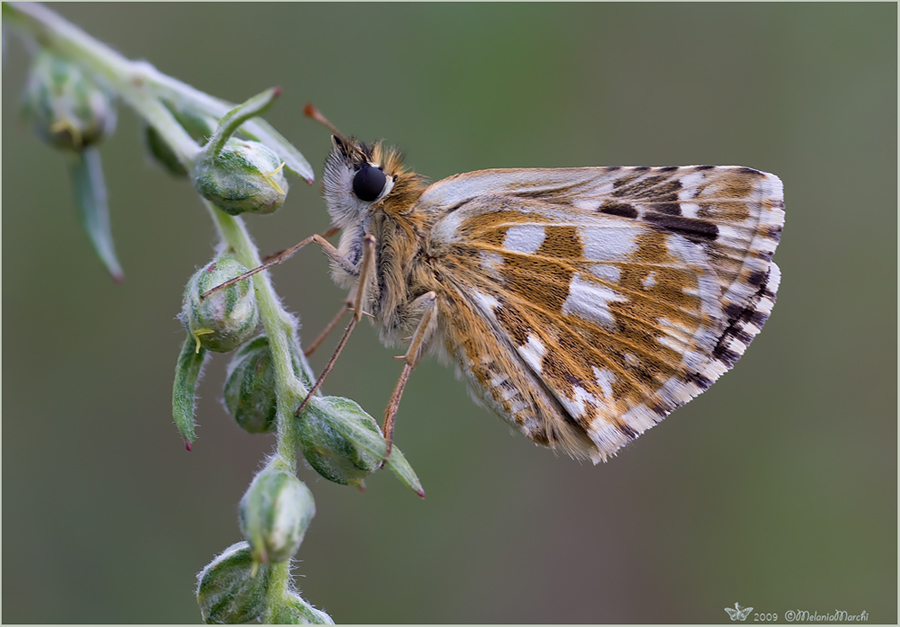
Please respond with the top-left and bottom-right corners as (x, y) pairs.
(322, 137), (437, 343)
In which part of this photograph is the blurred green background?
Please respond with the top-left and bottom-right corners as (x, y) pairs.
(3, 3), (896, 623)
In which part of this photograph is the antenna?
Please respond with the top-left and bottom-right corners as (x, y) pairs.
(303, 103), (368, 161)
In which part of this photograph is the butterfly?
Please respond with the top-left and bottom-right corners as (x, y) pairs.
(257, 106), (783, 464)
(725, 603), (754, 621)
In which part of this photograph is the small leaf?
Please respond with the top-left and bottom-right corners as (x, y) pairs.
(69, 147), (123, 281)
(238, 117), (315, 184)
(204, 87), (281, 158)
(172, 335), (209, 447)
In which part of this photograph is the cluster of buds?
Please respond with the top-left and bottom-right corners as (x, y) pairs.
(8, 7), (403, 622)
(194, 459), (329, 623)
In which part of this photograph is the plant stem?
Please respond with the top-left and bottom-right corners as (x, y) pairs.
(203, 201), (316, 469)
(205, 203), (311, 618)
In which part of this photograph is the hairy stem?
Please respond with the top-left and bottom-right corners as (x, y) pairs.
(204, 201), (316, 468)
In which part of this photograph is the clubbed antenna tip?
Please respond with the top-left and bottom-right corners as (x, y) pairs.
(304, 103), (345, 140)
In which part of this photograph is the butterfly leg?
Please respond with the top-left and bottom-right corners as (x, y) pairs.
(200, 231), (354, 300)
(382, 291), (438, 463)
(303, 301), (351, 357)
(295, 234), (377, 416)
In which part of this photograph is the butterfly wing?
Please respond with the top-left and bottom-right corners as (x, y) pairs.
(418, 166), (783, 462)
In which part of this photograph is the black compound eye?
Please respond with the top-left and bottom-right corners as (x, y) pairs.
(352, 165), (387, 202)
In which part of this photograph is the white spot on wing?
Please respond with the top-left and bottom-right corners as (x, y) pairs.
(678, 171), (705, 192)
(471, 290), (500, 320)
(480, 251), (503, 277)
(503, 225), (546, 254)
(581, 225), (638, 261)
(589, 263), (621, 284)
(681, 203), (700, 218)
(558, 385), (594, 419)
(518, 335), (546, 374)
(429, 207), (467, 244)
(593, 366), (616, 400)
(562, 273), (625, 329)
(573, 198), (600, 211)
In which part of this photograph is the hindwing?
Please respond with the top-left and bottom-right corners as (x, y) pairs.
(417, 165), (783, 461)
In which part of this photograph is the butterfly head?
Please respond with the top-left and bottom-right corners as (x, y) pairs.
(321, 134), (429, 230)
(322, 135), (397, 227)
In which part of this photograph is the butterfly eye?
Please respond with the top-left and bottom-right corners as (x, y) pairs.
(352, 165), (387, 202)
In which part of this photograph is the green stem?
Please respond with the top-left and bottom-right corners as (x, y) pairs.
(205, 202), (312, 621)
(203, 200), (315, 469)
(263, 563), (292, 624)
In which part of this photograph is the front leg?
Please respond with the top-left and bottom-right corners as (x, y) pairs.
(382, 291), (439, 462)
(200, 232), (358, 299)
(294, 234), (377, 416)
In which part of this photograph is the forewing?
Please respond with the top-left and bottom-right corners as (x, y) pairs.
(420, 166), (783, 461)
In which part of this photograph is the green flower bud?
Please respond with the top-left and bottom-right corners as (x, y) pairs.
(193, 138), (288, 216)
(196, 541), (270, 624)
(22, 50), (116, 152)
(239, 463), (315, 564)
(144, 103), (217, 177)
(269, 593), (334, 625)
(223, 335), (306, 434)
(223, 336), (277, 434)
(181, 254), (259, 353)
(298, 397), (384, 487)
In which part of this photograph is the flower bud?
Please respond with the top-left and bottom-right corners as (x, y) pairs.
(239, 463), (315, 564)
(223, 336), (277, 434)
(22, 50), (116, 152)
(223, 336), (307, 434)
(181, 254), (259, 353)
(193, 138), (288, 216)
(298, 397), (384, 487)
(144, 104), (217, 177)
(196, 541), (270, 624)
